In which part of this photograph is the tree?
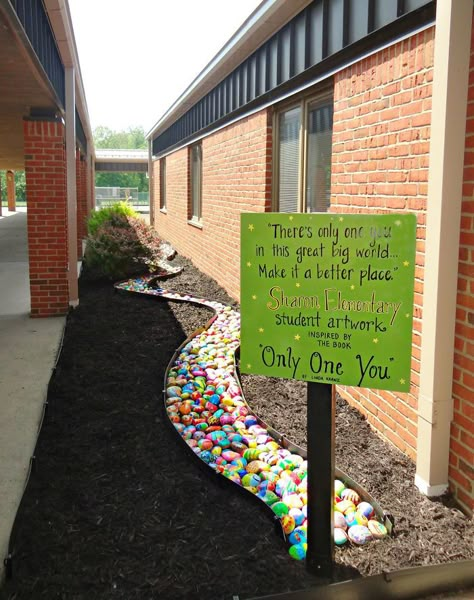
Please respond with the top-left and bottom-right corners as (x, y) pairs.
(93, 126), (147, 150)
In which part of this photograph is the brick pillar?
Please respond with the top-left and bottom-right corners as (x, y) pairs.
(24, 119), (69, 317)
(6, 170), (16, 211)
(76, 149), (87, 257)
(0, 171), (3, 216)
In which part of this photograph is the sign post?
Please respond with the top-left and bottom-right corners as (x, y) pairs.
(240, 212), (417, 575)
(306, 381), (334, 576)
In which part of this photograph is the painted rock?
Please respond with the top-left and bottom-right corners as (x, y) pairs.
(243, 448), (263, 461)
(368, 520), (388, 539)
(282, 493), (304, 509)
(345, 510), (357, 528)
(260, 491), (279, 506)
(260, 470), (279, 483)
(221, 450), (241, 462)
(272, 502), (289, 517)
(197, 439), (213, 451)
(354, 512), (369, 527)
(230, 457), (247, 469)
(357, 502), (375, 519)
(166, 386), (182, 398)
(334, 479), (346, 497)
(348, 525), (373, 545)
(334, 499), (356, 514)
(334, 511), (347, 530)
(289, 543), (307, 560)
(199, 450), (213, 464)
(289, 508), (305, 527)
(334, 527), (349, 546)
(220, 414), (235, 426)
(341, 488), (360, 504)
(247, 460), (269, 474)
(288, 526), (307, 546)
(242, 473), (261, 488)
(281, 514), (296, 535)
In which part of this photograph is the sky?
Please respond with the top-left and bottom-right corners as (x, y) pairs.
(68, 0), (262, 135)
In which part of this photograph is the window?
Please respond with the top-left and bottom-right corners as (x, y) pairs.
(275, 93), (333, 213)
(159, 158), (166, 210)
(190, 143), (202, 222)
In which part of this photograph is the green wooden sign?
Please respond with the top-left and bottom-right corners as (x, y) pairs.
(240, 213), (417, 392)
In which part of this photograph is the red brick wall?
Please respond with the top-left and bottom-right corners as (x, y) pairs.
(153, 109), (272, 299)
(452, 18), (474, 515)
(24, 119), (69, 317)
(76, 149), (88, 257)
(330, 28), (435, 461)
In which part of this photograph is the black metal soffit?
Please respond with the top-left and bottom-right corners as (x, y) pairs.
(9, 0), (65, 107)
(152, 0), (435, 157)
(95, 162), (147, 173)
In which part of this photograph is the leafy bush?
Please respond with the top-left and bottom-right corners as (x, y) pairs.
(85, 210), (164, 280)
(87, 201), (138, 236)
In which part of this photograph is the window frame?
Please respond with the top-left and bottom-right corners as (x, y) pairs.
(189, 142), (203, 225)
(273, 86), (334, 213)
(159, 157), (166, 211)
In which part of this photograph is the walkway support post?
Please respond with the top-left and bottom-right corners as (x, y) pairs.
(415, 0), (472, 496)
(6, 171), (16, 212)
(65, 66), (78, 307)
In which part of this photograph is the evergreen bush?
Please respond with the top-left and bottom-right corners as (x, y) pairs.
(85, 207), (164, 280)
(87, 201), (138, 236)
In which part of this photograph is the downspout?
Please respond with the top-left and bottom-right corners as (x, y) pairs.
(148, 139), (154, 226)
(415, 0), (472, 496)
(65, 66), (79, 307)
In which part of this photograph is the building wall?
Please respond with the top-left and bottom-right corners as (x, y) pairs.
(153, 110), (272, 299)
(151, 25), (474, 512)
(330, 28), (435, 463)
(452, 19), (474, 514)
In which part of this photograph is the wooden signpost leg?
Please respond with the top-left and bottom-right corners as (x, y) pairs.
(306, 382), (334, 578)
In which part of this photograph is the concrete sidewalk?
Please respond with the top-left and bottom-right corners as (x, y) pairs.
(0, 209), (65, 583)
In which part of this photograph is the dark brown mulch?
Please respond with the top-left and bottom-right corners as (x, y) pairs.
(1, 256), (473, 600)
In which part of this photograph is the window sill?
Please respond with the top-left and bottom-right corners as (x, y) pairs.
(187, 218), (203, 229)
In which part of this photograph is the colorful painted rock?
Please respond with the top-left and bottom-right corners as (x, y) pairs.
(289, 543), (307, 560)
(272, 502), (289, 517)
(288, 526), (307, 546)
(334, 527), (349, 546)
(334, 511), (347, 530)
(242, 473), (261, 488)
(289, 507), (305, 527)
(341, 488), (360, 504)
(334, 499), (356, 514)
(334, 479), (346, 496)
(368, 520), (388, 539)
(348, 525), (373, 545)
(357, 502), (375, 519)
(281, 514), (296, 535)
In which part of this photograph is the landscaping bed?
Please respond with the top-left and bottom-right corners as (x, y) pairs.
(2, 256), (473, 600)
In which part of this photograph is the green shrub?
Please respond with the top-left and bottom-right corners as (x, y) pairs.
(87, 201), (138, 236)
(85, 212), (164, 280)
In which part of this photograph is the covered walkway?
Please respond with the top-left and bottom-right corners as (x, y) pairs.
(0, 209), (65, 581)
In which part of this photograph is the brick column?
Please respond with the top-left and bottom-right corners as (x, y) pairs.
(24, 119), (69, 317)
(76, 149), (87, 257)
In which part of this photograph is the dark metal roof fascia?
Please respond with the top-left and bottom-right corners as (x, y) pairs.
(146, 0), (312, 140)
(151, 7), (435, 160)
